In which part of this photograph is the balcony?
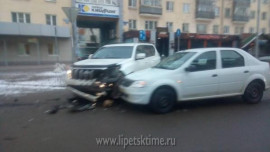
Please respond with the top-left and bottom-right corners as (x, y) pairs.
(0, 22), (70, 38)
(195, 11), (215, 20)
(233, 15), (249, 22)
(232, 0), (250, 23)
(233, 0), (250, 7)
(139, 5), (162, 16)
(195, 0), (215, 20)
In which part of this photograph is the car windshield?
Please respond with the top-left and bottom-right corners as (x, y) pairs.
(154, 52), (196, 70)
(92, 46), (133, 59)
(77, 48), (97, 58)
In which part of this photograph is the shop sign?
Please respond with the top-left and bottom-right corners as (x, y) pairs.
(76, 3), (119, 18)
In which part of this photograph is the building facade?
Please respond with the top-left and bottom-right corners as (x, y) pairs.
(1, 0), (269, 65)
(0, 0), (72, 65)
(123, 0), (270, 34)
(122, 0), (270, 56)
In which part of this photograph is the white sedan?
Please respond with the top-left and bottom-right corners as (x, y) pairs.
(119, 48), (270, 113)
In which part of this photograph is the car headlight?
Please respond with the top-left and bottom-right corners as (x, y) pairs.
(67, 69), (72, 79)
(130, 81), (147, 88)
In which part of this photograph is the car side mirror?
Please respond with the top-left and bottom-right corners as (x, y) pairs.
(136, 53), (146, 60)
(185, 65), (197, 72)
(88, 54), (93, 59)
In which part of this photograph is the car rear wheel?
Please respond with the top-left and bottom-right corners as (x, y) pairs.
(149, 87), (176, 114)
(242, 81), (264, 104)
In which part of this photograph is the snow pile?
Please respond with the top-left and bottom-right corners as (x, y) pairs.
(0, 69), (67, 96)
(54, 63), (67, 73)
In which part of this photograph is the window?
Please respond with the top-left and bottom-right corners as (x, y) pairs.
(98, 0), (104, 4)
(128, 19), (137, 30)
(263, 0), (269, 4)
(48, 43), (55, 55)
(128, 0), (137, 7)
(145, 21), (157, 30)
(144, 45), (155, 57)
(196, 24), (207, 34)
(249, 27), (255, 33)
(190, 51), (217, 71)
(45, 0), (56, 2)
(250, 11), (255, 19)
(235, 26), (244, 34)
(262, 12), (267, 20)
(215, 7), (220, 17)
(136, 45), (155, 57)
(183, 3), (190, 14)
(92, 46), (133, 59)
(223, 26), (230, 34)
(18, 43), (30, 55)
(105, 0), (112, 5)
(182, 23), (189, 33)
(213, 25), (219, 34)
(221, 50), (244, 68)
(142, 0), (161, 7)
(166, 22), (173, 30)
(46, 14), (57, 26)
(166, 1), (174, 11)
(261, 28), (266, 33)
(225, 8), (231, 18)
(11, 12), (30, 23)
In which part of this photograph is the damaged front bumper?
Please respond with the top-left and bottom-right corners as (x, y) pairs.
(66, 64), (124, 102)
(67, 87), (106, 102)
(66, 78), (116, 102)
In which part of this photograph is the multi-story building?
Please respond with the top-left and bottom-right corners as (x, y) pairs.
(1, 0), (269, 65)
(0, 0), (72, 65)
(122, 0), (270, 56)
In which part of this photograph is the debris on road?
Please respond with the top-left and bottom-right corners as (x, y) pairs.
(103, 99), (114, 108)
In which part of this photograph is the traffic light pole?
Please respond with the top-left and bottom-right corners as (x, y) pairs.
(255, 0), (261, 58)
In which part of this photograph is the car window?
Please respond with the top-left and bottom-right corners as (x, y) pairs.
(136, 45), (145, 55)
(92, 46), (133, 59)
(190, 51), (217, 71)
(154, 52), (196, 70)
(136, 45), (155, 57)
(221, 50), (244, 68)
(144, 45), (155, 57)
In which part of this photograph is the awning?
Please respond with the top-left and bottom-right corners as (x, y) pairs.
(241, 33), (262, 49)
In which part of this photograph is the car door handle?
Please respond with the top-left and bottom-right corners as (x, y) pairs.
(212, 74), (218, 77)
(244, 70), (249, 73)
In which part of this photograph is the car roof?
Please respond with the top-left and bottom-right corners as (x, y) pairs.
(180, 47), (241, 53)
(103, 43), (154, 47)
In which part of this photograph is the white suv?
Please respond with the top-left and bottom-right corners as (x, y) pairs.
(120, 48), (270, 113)
(66, 43), (160, 102)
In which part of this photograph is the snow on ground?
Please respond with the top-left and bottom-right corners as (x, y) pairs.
(0, 71), (67, 96)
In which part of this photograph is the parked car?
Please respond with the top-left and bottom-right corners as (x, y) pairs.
(259, 56), (270, 63)
(119, 48), (270, 113)
(66, 43), (160, 102)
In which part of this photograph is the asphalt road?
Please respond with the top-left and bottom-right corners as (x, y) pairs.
(1, 88), (270, 152)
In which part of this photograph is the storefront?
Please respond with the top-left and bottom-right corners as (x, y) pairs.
(175, 33), (240, 51)
(75, 0), (122, 47)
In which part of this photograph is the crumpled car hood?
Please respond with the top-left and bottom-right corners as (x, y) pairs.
(74, 59), (130, 66)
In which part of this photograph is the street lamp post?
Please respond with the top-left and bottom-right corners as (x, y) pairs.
(62, 6), (79, 62)
(255, 0), (261, 58)
(54, 26), (59, 63)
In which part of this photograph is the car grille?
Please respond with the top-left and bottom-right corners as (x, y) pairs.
(120, 78), (134, 87)
(72, 69), (94, 80)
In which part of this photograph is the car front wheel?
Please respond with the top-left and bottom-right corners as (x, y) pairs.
(242, 81), (264, 104)
(149, 87), (176, 114)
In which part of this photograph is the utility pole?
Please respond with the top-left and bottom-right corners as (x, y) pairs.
(54, 26), (59, 63)
(255, 0), (261, 58)
(220, 0), (224, 34)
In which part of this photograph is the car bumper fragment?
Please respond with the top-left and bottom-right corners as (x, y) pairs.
(67, 87), (107, 102)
